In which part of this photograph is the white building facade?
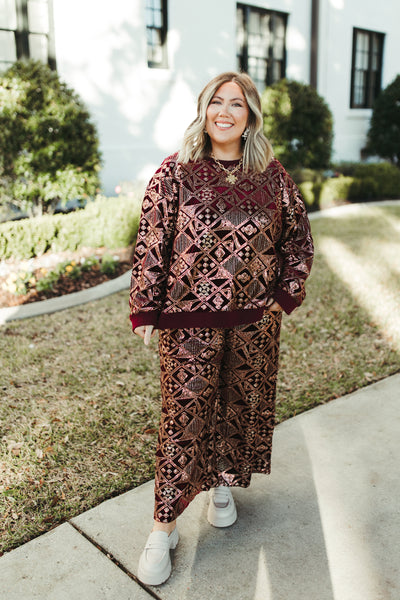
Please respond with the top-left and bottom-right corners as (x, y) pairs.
(1, 0), (399, 193)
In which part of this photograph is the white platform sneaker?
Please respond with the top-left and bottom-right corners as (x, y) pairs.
(137, 527), (179, 586)
(207, 485), (237, 527)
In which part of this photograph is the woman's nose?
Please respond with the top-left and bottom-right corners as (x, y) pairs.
(217, 103), (230, 116)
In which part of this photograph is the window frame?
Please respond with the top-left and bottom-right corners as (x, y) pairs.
(236, 3), (288, 91)
(350, 27), (385, 109)
(0, 0), (56, 71)
(145, 0), (168, 69)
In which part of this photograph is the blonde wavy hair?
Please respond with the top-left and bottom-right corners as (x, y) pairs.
(178, 71), (273, 173)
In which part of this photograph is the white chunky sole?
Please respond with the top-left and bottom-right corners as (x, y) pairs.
(137, 527), (179, 586)
(207, 486), (238, 527)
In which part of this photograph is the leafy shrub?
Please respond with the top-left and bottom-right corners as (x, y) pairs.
(261, 79), (333, 170)
(351, 163), (400, 198)
(0, 60), (101, 217)
(348, 178), (379, 201)
(319, 177), (354, 208)
(292, 161), (400, 211)
(291, 168), (324, 211)
(333, 162), (400, 199)
(290, 168), (322, 184)
(298, 181), (316, 209)
(367, 75), (400, 165)
(0, 193), (142, 261)
(0, 214), (58, 259)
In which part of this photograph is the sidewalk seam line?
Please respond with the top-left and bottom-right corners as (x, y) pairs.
(68, 521), (163, 600)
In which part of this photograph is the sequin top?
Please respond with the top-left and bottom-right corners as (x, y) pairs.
(129, 153), (314, 330)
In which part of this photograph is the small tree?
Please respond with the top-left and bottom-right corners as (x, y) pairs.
(367, 75), (400, 165)
(261, 79), (333, 170)
(0, 60), (101, 217)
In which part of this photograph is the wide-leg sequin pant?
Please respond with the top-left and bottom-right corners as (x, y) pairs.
(154, 308), (282, 523)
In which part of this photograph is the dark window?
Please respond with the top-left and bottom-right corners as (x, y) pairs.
(237, 3), (287, 91)
(350, 28), (384, 108)
(0, 0), (56, 71)
(145, 0), (168, 69)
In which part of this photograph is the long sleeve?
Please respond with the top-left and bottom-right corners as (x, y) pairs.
(272, 168), (314, 314)
(129, 156), (179, 331)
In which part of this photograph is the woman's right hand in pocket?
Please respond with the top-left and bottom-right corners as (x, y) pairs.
(268, 301), (282, 312)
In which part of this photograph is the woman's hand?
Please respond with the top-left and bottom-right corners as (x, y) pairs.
(134, 325), (154, 345)
(268, 301), (282, 311)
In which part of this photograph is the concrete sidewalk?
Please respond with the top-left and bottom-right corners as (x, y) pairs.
(0, 270), (131, 325)
(1, 373), (399, 600)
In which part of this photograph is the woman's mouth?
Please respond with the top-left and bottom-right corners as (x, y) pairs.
(215, 122), (233, 129)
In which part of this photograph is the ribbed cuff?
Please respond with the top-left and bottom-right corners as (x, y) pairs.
(272, 288), (299, 315)
(130, 310), (159, 331)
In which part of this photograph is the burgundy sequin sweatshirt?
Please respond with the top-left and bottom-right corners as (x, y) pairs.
(129, 153), (314, 331)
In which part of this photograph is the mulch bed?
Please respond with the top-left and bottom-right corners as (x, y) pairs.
(0, 246), (134, 309)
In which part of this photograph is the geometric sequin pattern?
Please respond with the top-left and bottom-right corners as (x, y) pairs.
(130, 154), (314, 324)
(154, 307), (282, 523)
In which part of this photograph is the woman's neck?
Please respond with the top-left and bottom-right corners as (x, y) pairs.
(210, 142), (242, 161)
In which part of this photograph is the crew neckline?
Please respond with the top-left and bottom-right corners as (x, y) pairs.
(208, 156), (242, 164)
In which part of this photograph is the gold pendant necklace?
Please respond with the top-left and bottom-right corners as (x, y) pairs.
(211, 154), (243, 184)
(226, 171), (239, 184)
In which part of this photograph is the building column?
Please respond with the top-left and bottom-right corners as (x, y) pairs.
(310, 0), (319, 88)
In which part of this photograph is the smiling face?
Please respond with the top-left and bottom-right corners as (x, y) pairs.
(205, 81), (249, 159)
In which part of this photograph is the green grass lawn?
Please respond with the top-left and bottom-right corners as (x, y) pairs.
(1, 203), (399, 555)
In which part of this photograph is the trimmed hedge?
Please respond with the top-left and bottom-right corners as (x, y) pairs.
(0, 194), (142, 261)
(1, 162), (399, 260)
(298, 178), (352, 211)
(293, 162), (400, 211)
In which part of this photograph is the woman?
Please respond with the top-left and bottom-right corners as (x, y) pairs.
(129, 71), (314, 585)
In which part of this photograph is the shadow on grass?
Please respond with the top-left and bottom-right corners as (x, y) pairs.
(277, 205), (400, 422)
